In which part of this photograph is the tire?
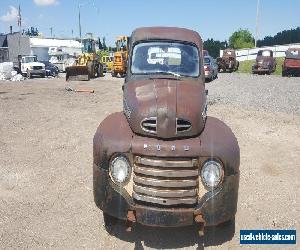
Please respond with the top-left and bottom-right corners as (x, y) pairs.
(87, 61), (94, 78)
(103, 212), (122, 234)
(204, 217), (235, 242)
(41, 73), (45, 78)
(98, 64), (104, 77)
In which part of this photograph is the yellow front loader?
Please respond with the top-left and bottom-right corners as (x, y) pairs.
(112, 36), (129, 77)
(66, 38), (104, 81)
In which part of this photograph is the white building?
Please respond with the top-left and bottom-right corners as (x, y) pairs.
(30, 37), (82, 61)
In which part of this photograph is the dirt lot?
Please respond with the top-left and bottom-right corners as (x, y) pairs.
(0, 73), (299, 249)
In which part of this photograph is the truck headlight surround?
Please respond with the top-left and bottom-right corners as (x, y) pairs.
(109, 155), (131, 185)
(200, 159), (224, 189)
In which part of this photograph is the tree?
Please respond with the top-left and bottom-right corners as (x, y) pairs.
(257, 27), (300, 47)
(25, 27), (39, 36)
(229, 29), (255, 49)
(203, 39), (228, 58)
(102, 37), (107, 50)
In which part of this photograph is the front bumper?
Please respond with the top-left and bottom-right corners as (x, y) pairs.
(93, 163), (239, 227)
(29, 69), (46, 75)
(252, 65), (270, 73)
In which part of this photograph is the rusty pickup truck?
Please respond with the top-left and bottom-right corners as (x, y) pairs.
(93, 27), (240, 235)
(282, 48), (300, 77)
(216, 49), (239, 72)
(252, 49), (276, 75)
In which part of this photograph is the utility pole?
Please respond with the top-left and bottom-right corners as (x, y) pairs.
(255, 0), (260, 47)
(50, 27), (53, 37)
(78, 5), (82, 40)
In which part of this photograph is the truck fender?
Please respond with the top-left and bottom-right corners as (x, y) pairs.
(200, 117), (240, 174)
(93, 112), (133, 168)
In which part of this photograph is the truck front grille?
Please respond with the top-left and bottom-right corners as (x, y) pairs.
(33, 66), (43, 70)
(176, 118), (192, 133)
(133, 156), (199, 206)
(141, 117), (157, 134)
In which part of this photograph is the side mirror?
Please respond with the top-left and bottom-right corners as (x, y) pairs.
(122, 85), (124, 91)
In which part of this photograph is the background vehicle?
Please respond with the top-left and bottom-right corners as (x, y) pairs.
(252, 49), (276, 75)
(48, 47), (76, 73)
(101, 55), (114, 72)
(65, 38), (104, 81)
(93, 27), (240, 236)
(18, 55), (46, 78)
(41, 61), (59, 77)
(112, 36), (129, 77)
(282, 48), (300, 76)
(217, 49), (239, 72)
(204, 56), (218, 82)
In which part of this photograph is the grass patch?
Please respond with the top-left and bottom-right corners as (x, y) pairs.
(237, 57), (284, 75)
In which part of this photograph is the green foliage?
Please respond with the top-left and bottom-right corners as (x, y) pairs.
(97, 50), (109, 57)
(102, 37), (107, 50)
(203, 39), (228, 58)
(229, 29), (255, 49)
(237, 57), (284, 76)
(257, 27), (300, 47)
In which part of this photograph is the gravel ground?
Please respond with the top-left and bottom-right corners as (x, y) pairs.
(0, 73), (299, 249)
(207, 73), (300, 115)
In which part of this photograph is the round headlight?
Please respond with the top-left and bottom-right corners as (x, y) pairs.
(201, 160), (224, 188)
(109, 156), (131, 184)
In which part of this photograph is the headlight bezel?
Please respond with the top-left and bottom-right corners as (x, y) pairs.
(109, 154), (132, 186)
(200, 159), (224, 189)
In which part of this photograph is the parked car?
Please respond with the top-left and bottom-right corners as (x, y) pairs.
(252, 49), (276, 75)
(93, 27), (240, 236)
(204, 56), (218, 82)
(282, 48), (300, 77)
(216, 49), (239, 72)
(41, 61), (59, 77)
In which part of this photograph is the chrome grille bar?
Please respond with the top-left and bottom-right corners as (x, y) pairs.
(133, 156), (199, 206)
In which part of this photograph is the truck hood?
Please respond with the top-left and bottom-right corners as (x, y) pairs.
(27, 62), (45, 67)
(123, 79), (207, 139)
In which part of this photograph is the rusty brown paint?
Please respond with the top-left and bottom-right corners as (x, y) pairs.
(93, 27), (240, 229)
(252, 49), (277, 74)
(282, 48), (300, 77)
(217, 48), (239, 72)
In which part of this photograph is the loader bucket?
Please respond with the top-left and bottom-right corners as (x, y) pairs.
(66, 66), (90, 81)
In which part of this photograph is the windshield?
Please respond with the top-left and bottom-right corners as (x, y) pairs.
(24, 56), (37, 63)
(131, 41), (200, 77)
(258, 50), (272, 57)
(83, 39), (95, 53)
(286, 49), (300, 59)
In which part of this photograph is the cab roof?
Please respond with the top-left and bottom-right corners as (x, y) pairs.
(130, 27), (202, 49)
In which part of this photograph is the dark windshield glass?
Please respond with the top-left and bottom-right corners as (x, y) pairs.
(286, 49), (300, 59)
(131, 41), (200, 77)
(204, 57), (210, 65)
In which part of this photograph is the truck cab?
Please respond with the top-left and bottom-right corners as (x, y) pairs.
(19, 55), (46, 78)
(93, 27), (240, 234)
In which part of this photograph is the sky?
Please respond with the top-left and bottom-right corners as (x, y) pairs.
(0, 0), (299, 46)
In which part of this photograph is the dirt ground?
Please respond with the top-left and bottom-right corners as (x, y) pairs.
(0, 74), (299, 249)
